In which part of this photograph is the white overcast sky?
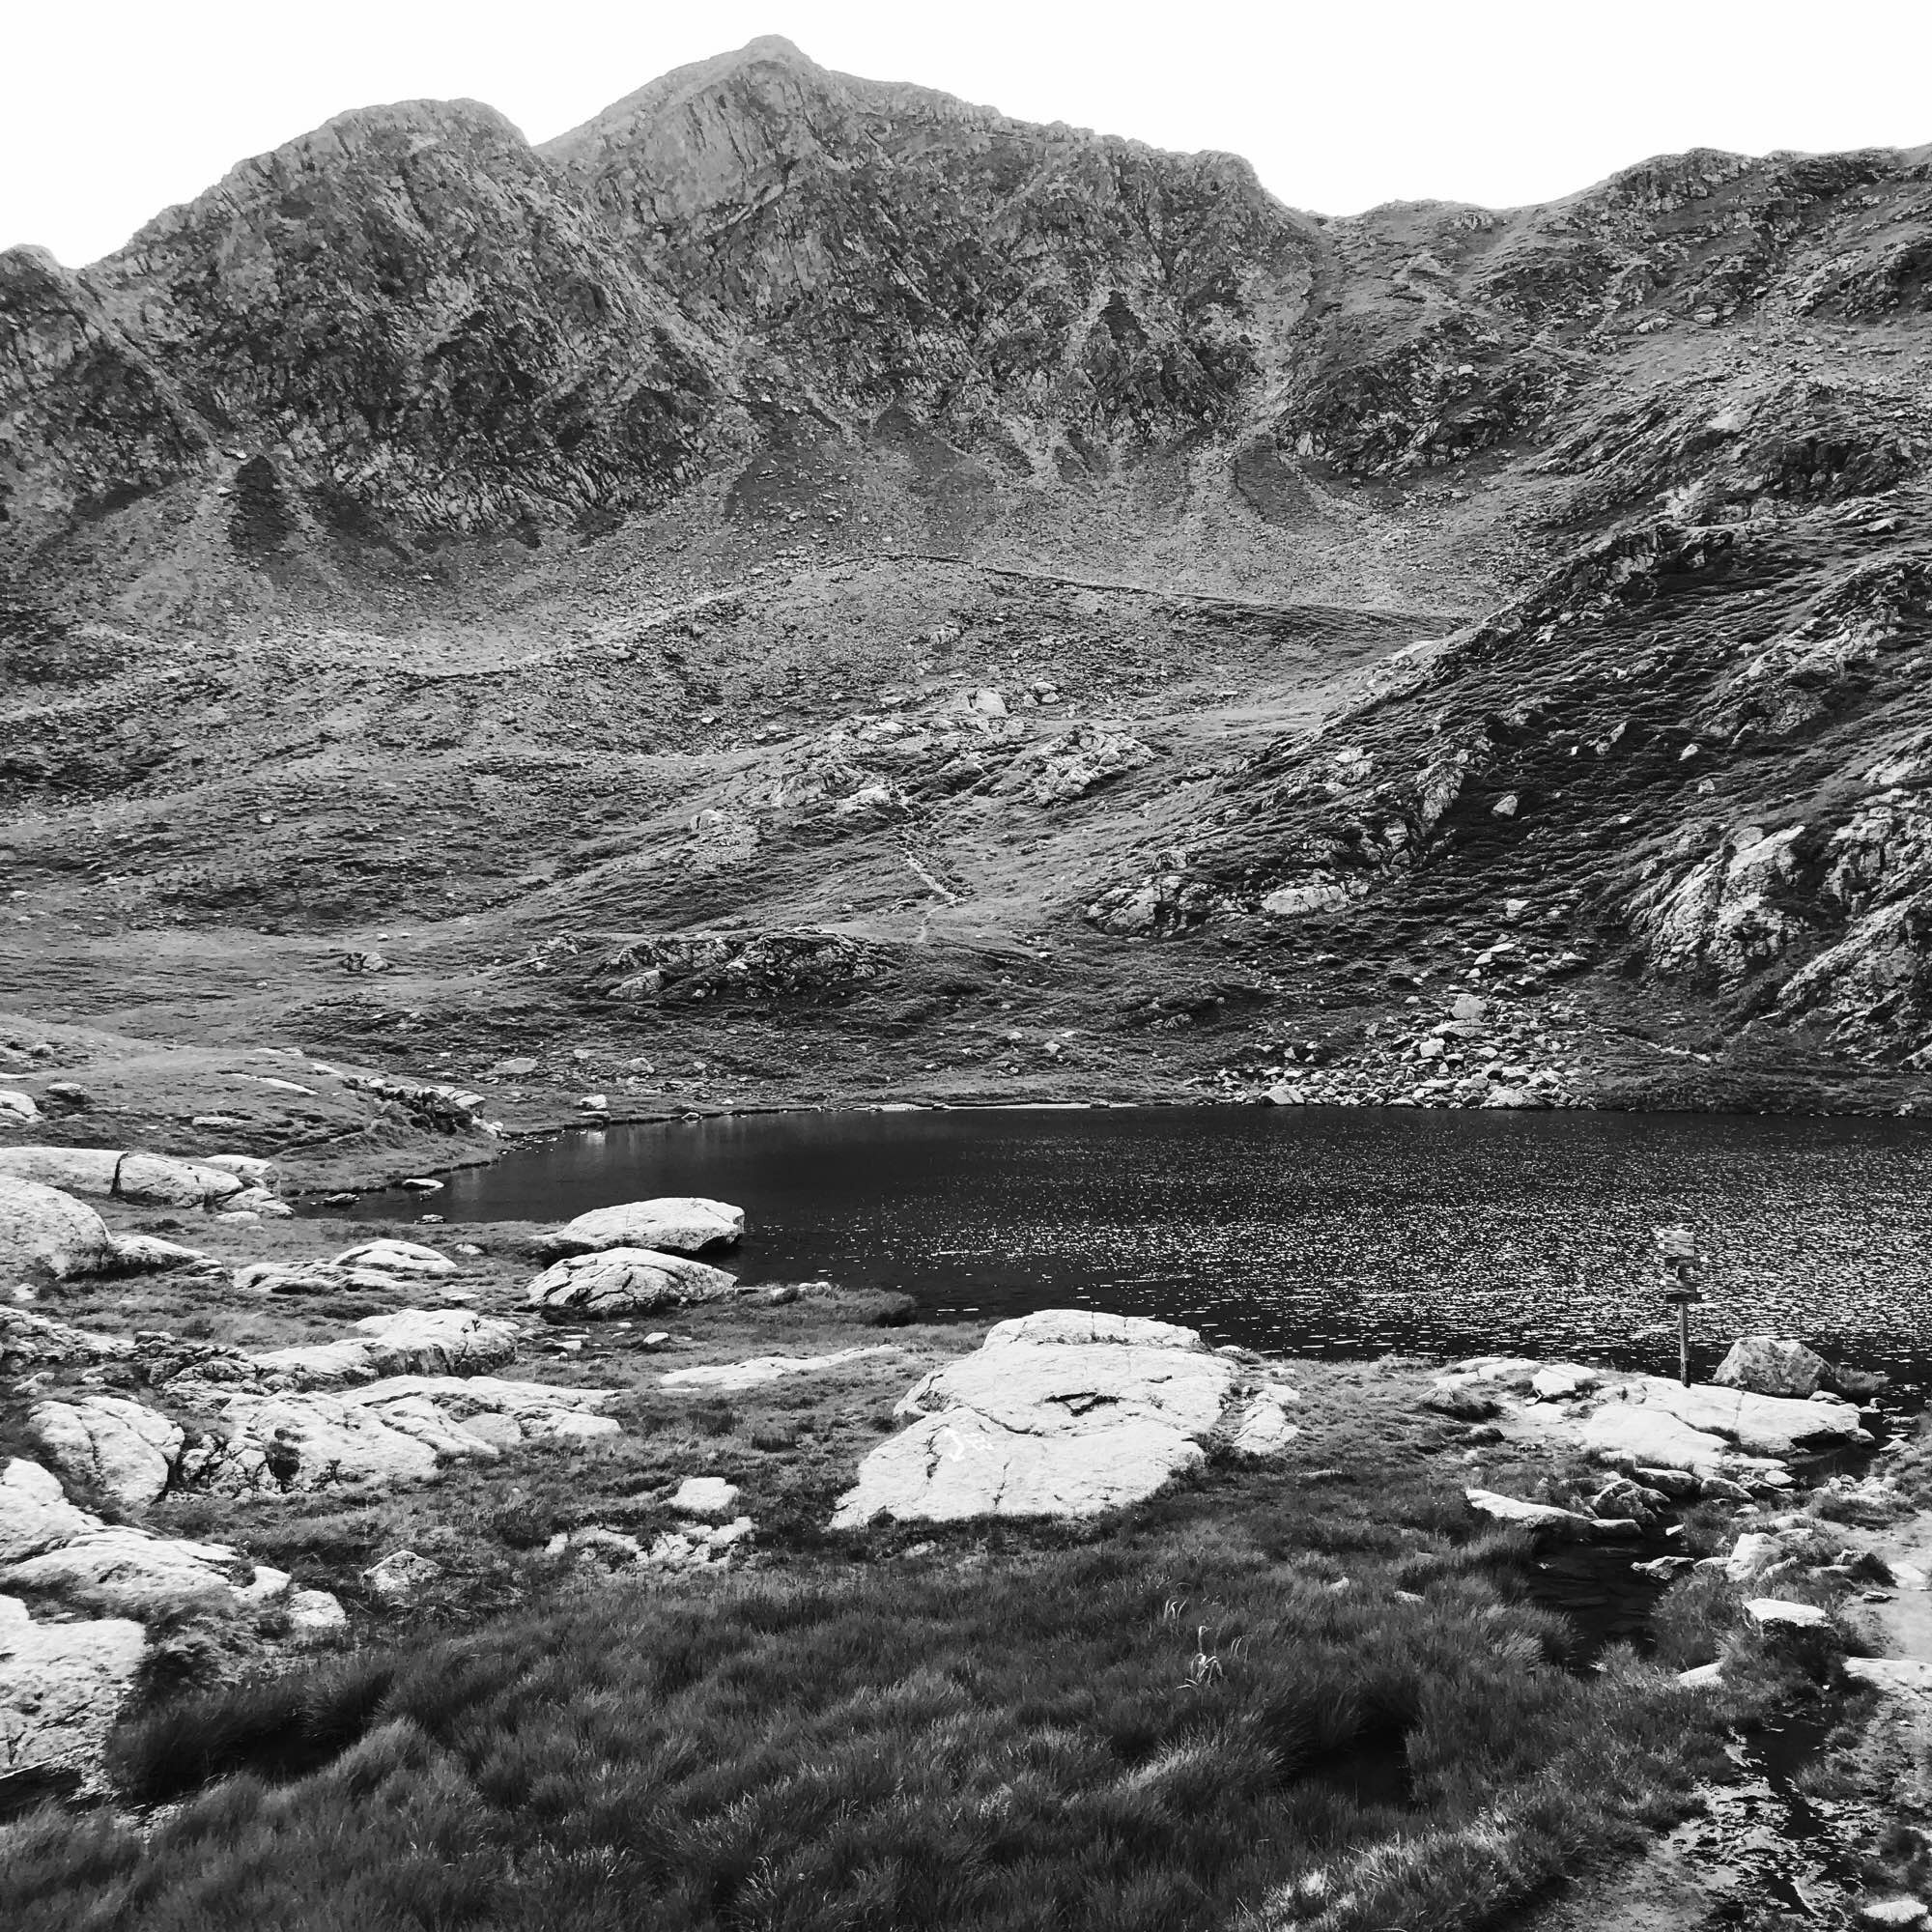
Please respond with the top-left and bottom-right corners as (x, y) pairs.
(8, 0), (1930, 265)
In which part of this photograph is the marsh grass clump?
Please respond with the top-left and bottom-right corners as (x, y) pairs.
(108, 1655), (398, 1805)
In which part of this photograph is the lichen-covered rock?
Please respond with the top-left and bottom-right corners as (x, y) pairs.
(526, 1246), (738, 1317)
(1711, 1337), (1834, 1399)
(0, 1461), (95, 1566)
(661, 1347), (903, 1393)
(0, 1178), (114, 1285)
(0, 1309), (132, 1375)
(0, 1594), (145, 1783)
(832, 1310), (1299, 1527)
(106, 1234), (212, 1272)
(28, 1396), (184, 1508)
(537, 1197), (745, 1257)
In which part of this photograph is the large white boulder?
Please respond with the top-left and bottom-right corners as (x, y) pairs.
(29, 1396), (185, 1508)
(0, 1147), (245, 1209)
(0, 1594), (145, 1781)
(0, 1177), (114, 1284)
(1711, 1337), (1833, 1399)
(1580, 1402), (1743, 1479)
(832, 1312), (1298, 1528)
(1608, 1378), (1869, 1459)
(526, 1246), (738, 1318)
(538, 1197), (744, 1258)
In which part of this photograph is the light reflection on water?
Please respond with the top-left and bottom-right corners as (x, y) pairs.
(327, 1105), (1932, 1397)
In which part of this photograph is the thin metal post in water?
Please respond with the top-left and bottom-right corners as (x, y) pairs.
(1677, 1295), (1692, 1387)
(1653, 1225), (1706, 1390)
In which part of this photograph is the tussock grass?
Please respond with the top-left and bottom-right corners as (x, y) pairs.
(3, 1435), (1760, 1932)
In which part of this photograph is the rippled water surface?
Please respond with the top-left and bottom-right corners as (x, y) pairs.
(334, 1106), (1932, 1393)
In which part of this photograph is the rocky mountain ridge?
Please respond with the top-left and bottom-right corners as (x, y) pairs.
(2, 36), (1930, 1136)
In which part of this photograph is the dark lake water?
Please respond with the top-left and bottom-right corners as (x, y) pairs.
(323, 1105), (1932, 1401)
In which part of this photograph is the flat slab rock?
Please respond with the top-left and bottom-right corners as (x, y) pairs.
(832, 1310), (1299, 1528)
(1464, 1489), (1639, 1541)
(661, 1346), (903, 1393)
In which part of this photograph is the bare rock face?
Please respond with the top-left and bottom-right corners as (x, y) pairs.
(1608, 1378), (1870, 1459)
(831, 1310), (1298, 1527)
(0, 1179), (114, 1285)
(0, 1593), (145, 1786)
(537, 1198), (745, 1259)
(28, 1396), (185, 1508)
(1711, 1337), (1835, 1399)
(331, 1239), (459, 1280)
(526, 1245), (738, 1318)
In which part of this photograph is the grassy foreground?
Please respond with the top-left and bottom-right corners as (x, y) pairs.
(0, 1359), (1805, 1932)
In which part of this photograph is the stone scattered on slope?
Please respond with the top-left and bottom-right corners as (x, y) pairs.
(0, 1593), (144, 1785)
(526, 1246), (738, 1318)
(1746, 1598), (1830, 1629)
(0, 1309), (131, 1375)
(537, 1196), (744, 1257)
(832, 1310), (1298, 1527)
(662, 1347), (905, 1393)
(364, 1550), (441, 1603)
(28, 1396), (184, 1508)
(0, 1178), (114, 1285)
(0, 1147), (245, 1209)
(1712, 1337), (1834, 1399)
(287, 1588), (349, 1643)
(1464, 1489), (1640, 1540)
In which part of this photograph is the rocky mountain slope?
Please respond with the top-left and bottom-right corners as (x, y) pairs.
(2, 35), (1930, 1155)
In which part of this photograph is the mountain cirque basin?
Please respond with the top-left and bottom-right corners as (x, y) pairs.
(5, 32), (1932, 1932)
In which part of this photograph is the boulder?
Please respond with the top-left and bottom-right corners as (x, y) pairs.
(537, 1197), (744, 1258)
(331, 1239), (457, 1280)
(28, 1397), (184, 1508)
(1711, 1337), (1833, 1399)
(0, 1091), (42, 1122)
(526, 1246), (737, 1318)
(670, 1476), (741, 1518)
(1465, 1489), (1640, 1540)
(0, 1310), (131, 1375)
(0, 1178), (114, 1285)
(0, 1594), (144, 1782)
(832, 1313), (1298, 1527)
(0, 1148), (243, 1209)
(364, 1550), (441, 1604)
(1745, 1598), (1829, 1629)
(287, 1589), (349, 1643)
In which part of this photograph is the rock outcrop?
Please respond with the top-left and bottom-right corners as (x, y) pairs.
(28, 1395), (185, 1508)
(0, 1594), (144, 1788)
(832, 1311), (1298, 1527)
(0, 1147), (246, 1208)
